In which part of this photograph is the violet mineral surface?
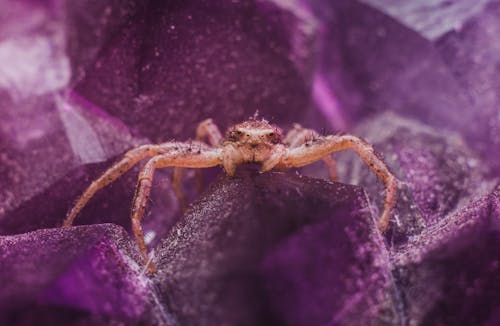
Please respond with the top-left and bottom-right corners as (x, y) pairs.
(0, 0), (499, 325)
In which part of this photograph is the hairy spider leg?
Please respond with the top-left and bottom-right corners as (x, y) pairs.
(63, 142), (208, 226)
(196, 118), (224, 146)
(284, 124), (337, 181)
(171, 119), (223, 210)
(132, 148), (222, 273)
(281, 134), (397, 232)
(171, 167), (187, 210)
(63, 144), (164, 227)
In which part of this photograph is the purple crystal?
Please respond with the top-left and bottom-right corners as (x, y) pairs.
(0, 224), (174, 324)
(155, 170), (398, 325)
(336, 112), (494, 246)
(70, 1), (315, 142)
(393, 186), (500, 325)
(1, 0), (499, 324)
(309, 0), (500, 174)
(361, 0), (492, 40)
(436, 0), (500, 174)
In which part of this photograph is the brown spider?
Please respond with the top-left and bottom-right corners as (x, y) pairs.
(63, 118), (397, 273)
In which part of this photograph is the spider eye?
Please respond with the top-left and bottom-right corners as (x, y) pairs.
(227, 130), (240, 142)
(267, 132), (281, 144)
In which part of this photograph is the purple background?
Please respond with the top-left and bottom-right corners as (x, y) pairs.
(0, 0), (499, 325)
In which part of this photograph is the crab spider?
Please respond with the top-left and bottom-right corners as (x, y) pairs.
(63, 118), (397, 273)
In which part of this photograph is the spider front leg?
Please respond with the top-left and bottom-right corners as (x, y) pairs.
(172, 119), (223, 209)
(63, 144), (164, 227)
(281, 135), (397, 232)
(131, 147), (222, 273)
(284, 124), (337, 180)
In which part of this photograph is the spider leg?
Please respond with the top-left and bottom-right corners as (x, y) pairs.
(63, 141), (205, 226)
(171, 167), (187, 211)
(131, 148), (222, 273)
(195, 118), (224, 145)
(281, 135), (397, 232)
(172, 119), (223, 208)
(63, 144), (163, 227)
(284, 124), (337, 180)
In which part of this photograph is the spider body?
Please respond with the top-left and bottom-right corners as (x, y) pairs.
(222, 120), (285, 174)
(64, 118), (397, 273)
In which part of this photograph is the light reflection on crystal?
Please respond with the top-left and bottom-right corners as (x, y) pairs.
(0, 35), (69, 99)
(0, 0), (499, 325)
(56, 95), (107, 164)
(361, 0), (491, 40)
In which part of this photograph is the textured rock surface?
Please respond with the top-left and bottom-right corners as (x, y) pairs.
(1, 0), (499, 325)
(393, 186), (500, 325)
(70, 0), (315, 142)
(309, 0), (500, 175)
(155, 170), (397, 325)
(0, 224), (174, 325)
(436, 0), (500, 175)
(337, 113), (493, 247)
(308, 0), (471, 129)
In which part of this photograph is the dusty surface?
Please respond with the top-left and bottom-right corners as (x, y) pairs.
(1, 0), (499, 325)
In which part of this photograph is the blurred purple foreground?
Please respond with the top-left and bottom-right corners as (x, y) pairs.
(0, 0), (499, 325)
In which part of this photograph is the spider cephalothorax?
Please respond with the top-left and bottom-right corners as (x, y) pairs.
(63, 118), (397, 273)
(222, 119), (284, 173)
(225, 119), (283, 146)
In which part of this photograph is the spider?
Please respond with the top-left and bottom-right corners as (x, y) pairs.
(63, 118), (397, 273)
